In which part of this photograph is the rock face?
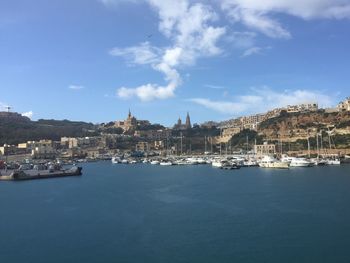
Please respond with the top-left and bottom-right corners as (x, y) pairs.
(258, 111), (350, 142)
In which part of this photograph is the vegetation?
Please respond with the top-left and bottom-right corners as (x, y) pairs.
(0, 118), (98, 145)
(229, 129), (264, 150)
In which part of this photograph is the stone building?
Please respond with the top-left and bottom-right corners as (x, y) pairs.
(115, 110), (150, 132)
(254, 142), (276, 156)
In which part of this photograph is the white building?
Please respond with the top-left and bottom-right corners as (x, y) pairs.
(337, 97), (350, 112)
(286, 103), (318, 113)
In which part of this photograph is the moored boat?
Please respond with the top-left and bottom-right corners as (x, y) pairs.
(258, 156), (289, 169)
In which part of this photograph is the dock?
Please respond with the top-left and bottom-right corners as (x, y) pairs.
(0, 167), (82, 181)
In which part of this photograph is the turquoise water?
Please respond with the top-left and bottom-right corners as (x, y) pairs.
(1, 162), (350, 263)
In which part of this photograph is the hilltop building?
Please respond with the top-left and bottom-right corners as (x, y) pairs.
(115, 110), (150, 132)
(286, 103), (318, 113)
(174, 112), (192, 130)
(337, 98), (350, 112)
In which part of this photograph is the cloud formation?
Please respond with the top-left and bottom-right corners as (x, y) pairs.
(110, 0), (226, 101)
(68, 85), (85, 90)
(22, 111), (33, 119)
(103, 0), (350, 101)
(190, 87), (335, 115)
(222, 0), (350, 38)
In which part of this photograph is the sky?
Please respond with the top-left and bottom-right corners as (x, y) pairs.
(1, 0), (350, 126)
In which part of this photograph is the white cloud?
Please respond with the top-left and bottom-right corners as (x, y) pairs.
(222, 0), (350, 38)
(98, 0), (139, 7)
(226, 31), (257, 49)
(110, 42), (161, 65)
(102, 0), (350, 102)
(190, 98), (248, 114)
(109, 0), (226, 101)
(68, 85), (85, 90)
(242, 46), (263, 57)
(205, 84), (227, 90)
(241, 46), (271, 57)
(22, 111), (33, 119)
(191, 87), (335, 115)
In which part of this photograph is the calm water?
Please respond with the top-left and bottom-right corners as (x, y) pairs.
(1, 162), (350, 263)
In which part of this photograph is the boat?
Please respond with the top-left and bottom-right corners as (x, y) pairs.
(212, 160), (223, 168)
(243, 159), (258, 167)
(281, 156), (313, 167)
(159, 161), (173, 166)
(326, 159), (341, 165)
(341, 155), (350, 164)
(150, 160), (160, 165)
(111, 157), (121, 164)
(186, 158), (198, 165)
(121, 159), (129, 164)
(311, 158), (327, 166)
(220, 162), (241, 170)
(258, 156), (289, 169)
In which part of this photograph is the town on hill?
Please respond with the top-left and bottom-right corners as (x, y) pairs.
(1, 97), (350, 161)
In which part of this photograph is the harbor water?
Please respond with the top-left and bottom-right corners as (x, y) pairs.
(1, 162), (350, 263)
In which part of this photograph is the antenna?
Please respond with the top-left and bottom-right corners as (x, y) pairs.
(5, 106), (11, 113)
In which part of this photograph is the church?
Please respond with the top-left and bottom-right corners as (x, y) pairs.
(115, 110), (150, 132)
(173, 112), (192, 130)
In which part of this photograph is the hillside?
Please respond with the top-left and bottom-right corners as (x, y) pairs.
(0, 117), (98, 145)
(257, 110), (350, 149)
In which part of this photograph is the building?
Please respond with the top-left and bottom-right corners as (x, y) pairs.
(31, 140), (56, 159)
(115, 110), (150, 132)
(0, 144), (17, 155)
(135, 142), (149, 152)
(134, 129), (171, 140)
(154, 140), (165, 150)
(60, 137), (100, 149)
(254, 142), (276, 156)
(286, 103), (318, 113)
(337, 97), (350, 112)
(173, 112), (192, 130)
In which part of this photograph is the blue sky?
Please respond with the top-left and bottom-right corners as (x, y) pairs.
(1, 0), (350, 126)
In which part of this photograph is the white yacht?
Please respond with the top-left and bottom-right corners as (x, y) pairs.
(150, 160), (160, 165)
(111, 157), (121, 164)
(258, 156), (289, 169)
(281, 156), (313, 167)
(211, 160), (223, 168)
(243, 159), (258, 167)
(311, 158), (327, 166)
(159, 161), (173, 166)
(326, 159), (341, 165)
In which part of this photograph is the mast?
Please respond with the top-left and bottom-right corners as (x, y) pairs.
(328, 128), (332, 150)
(316, 133), (319, 159)
(246, 135), (249, 153)
(180, 132), (183, 155)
